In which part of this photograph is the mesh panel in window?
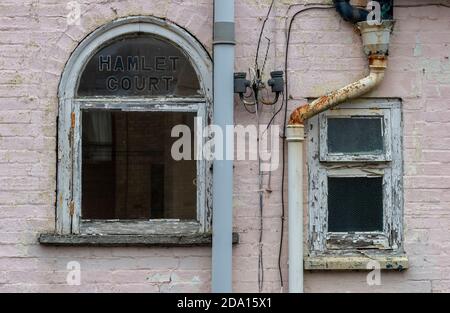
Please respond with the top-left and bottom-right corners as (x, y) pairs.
(327, 117), (383, 154)
(328, 177), (383, 232)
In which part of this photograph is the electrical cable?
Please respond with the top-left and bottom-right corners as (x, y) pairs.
(261, 37), (271, 79)
(255, 0), (276, 76)
(284, 2), (332, 31)
(254, 0), (276, 293)
(264, 92), (284, 133)
(265, 100), (277, 194)
(243, 100), (257, 114)
(254, 87), (265, 293)
(279, 4), (334, 290)
(241, 89), (257, 113)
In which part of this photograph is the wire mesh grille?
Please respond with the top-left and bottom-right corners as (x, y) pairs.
(327, 117), (384, 154)
(328, 176), (383, 232)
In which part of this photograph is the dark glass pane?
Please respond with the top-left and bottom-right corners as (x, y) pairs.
(82, 110), (197, 220)
(78, 34), (201, 97)
(327, 117), (383, 154)
(328, 177), (383, 232)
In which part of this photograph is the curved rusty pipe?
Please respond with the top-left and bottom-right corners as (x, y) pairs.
(289, 54), (387, 125)
(289, 19), (395, 125)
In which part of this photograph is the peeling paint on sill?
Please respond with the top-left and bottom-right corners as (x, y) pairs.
(305, 254), (409, 271)
(39, 233), (240, 247)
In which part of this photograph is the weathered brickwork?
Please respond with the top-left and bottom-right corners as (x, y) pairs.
(0, 0), (449, 292)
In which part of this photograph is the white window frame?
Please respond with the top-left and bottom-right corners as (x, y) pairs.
(307, 99), (403, 255)
(57, 17), (213, 235)
(319, 108), (392, 162)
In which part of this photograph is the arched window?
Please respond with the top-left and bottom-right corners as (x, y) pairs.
(77, 34), (201, 97)
(56, 17), (212, 237)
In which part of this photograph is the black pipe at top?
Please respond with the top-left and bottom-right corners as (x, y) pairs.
(333, 0), (368, 23)
(333, 0), (394, 24)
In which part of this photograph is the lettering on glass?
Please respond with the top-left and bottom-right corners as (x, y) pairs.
(78, 35), (200, 97)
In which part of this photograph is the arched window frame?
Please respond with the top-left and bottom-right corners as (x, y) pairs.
(57, 17), (212, 235)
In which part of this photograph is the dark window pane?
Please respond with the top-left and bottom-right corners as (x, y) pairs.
(327, 117), (384, 154)
(328, 177), (383, 232)
(82, 110), (197, 220)
(78, 34), (201, 97)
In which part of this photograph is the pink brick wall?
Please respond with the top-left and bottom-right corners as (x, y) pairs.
(0, 0), (449, 293)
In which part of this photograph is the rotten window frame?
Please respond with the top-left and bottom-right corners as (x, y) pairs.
(319, 108), (393, 162)
(75, 97), (209, 236)
(307, 99), (403, 256)
(56, 17), (213, 236)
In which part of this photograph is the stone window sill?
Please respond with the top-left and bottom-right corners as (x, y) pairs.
(305, 254), (409, 271)
(39, 233), (240, 247)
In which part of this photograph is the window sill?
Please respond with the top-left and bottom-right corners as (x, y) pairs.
(39, 233), (240, 247)
(305, 253), (409, 271)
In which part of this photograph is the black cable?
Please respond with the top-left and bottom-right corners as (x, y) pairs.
(252, 86), (265, 293)
(279, 4), (334, 290)
(243, 102), (257, 114)
(255, 0), (276, 76)
(265, 92), (284, 132)
(253, 1), (275, 293)
(261, 37), (272, 77)
(240, 90), (257, 114)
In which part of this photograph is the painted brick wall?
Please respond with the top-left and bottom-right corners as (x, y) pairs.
(0, 0), (449, 293)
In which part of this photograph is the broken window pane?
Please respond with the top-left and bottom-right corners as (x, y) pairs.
(81, 110), (197, 220)
(327, 117), (384, 154)
(78, 34), (201, 97)
(328, 177), (383, 232)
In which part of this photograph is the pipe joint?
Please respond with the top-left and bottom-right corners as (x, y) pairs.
(289, 104), (309, 126)
(286, 125), (305, 142)
(369, 54), (388, 70)
(214, 21), (236, 45)
(358, 20), (395, 56)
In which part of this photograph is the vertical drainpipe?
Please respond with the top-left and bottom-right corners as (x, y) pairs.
(212, 0), (235, 293)
(286, 126), (305, 293)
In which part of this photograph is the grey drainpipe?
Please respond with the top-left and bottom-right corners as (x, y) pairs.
(212, 0), (235, 293)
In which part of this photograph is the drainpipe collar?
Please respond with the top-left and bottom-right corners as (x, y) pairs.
(358, 20), (395, 56)
(214, 21), (236, 45)
(286, 125), (305, 142)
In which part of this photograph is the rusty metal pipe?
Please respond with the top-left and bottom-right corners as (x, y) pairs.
(289, 20), (394, 125)
(289, 55), (387, 125)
